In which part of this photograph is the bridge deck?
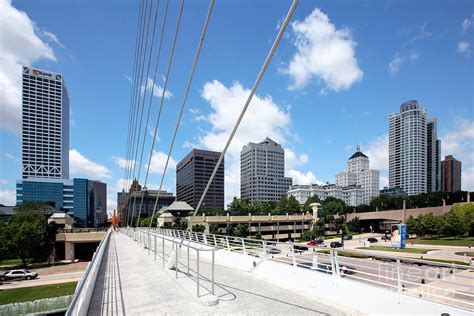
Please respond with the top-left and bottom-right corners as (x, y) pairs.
(88, 232), (343, 315)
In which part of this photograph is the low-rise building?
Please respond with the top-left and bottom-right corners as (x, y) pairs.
(287, 183), (363, 206)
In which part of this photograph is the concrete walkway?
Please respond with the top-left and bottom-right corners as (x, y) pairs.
(88, 232), (344, 315)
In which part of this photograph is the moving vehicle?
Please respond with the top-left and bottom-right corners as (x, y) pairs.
(381, 236), (391, 241)
(342, 235), (353, 240)
(3, 269), (38, 280)
(265, 247), (281, 255)
(307, 239), (324, 246)
(330, 241), (343, 248)
(367, 237), (378, 243)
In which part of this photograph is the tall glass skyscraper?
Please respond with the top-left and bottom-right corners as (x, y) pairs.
(388, 100), (441, 195)
(21, 66), (69, 179)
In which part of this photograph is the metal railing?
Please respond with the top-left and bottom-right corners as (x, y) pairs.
(123, 227), (218, 298)
(66, 229), (112, 316)
(150, 228), (474, 311)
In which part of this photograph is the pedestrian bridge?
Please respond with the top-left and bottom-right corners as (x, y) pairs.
(65, 228), (473, 315)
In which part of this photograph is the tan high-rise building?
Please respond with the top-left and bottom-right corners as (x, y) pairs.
(441, 155), (461, 193)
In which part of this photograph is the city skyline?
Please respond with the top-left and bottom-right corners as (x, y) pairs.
(0, 0), (473, 212)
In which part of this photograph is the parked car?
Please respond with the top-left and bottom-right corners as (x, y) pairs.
(293, 245), (308, 252)
(3, 270), (38, 280)
(330, 242), (343, 248)
(381, 236), (391, 241)
(342, 235), (353, 240)
(307, 239), (324, 246)
(367, 237), (378, 243)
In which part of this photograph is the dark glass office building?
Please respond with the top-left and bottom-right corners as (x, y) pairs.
(176, 149), (224, 211)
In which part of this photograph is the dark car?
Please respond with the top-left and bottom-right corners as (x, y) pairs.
(342, 235), (353, 240)
(367, 237), (378, 243)
(330, 242), (343, 248)
(381, 236), (391, 241)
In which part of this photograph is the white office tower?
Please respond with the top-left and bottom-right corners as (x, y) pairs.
(21, 66), (69, 179)
(389, 100), (440, 195)
(335, 146), (380, 205)
(241, 138), (293, 202)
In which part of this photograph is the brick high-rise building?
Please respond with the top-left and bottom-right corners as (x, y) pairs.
(441, 155), (462, 193)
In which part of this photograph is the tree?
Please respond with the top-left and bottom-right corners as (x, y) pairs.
(420, 213), (440, 237)
(192, 224), (205, 233)
(303, 195), (320, 213)
(209, 223), (220, 235)
(287, 196), (301, 214)
(347, 217), (361, 233)
(452, 203), (474, 236)
(322, 198), (346, 216)
(440, 211), (466, 237)
(276, 196), (289, 213)
(234, 224), (249, 238)
(0, 212), (54, 267)
(254, 233), (262, 240)
(406, 215), (416, 236)
(16, 201), (52, 215)
(314, 218), (325, 237)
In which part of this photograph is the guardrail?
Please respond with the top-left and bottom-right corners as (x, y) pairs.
(123, 227), (218, 298)
(65, 229), (111, 316)
(151, 228), (474, 311)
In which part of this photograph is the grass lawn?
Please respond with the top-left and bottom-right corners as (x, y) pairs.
(356, 246), (434, 254)
(0, 259), (28, 267)
(318, 250), (370, 259)
(0, 282), (77, 305)
(407, 237), (474, 247)
(419, 258), (468, 266)
(455, 251), (474, 257)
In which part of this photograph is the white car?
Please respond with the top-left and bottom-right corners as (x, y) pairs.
(3, 269), (38, 280)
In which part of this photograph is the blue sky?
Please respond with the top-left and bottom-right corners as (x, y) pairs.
(0, 0), (473, 211)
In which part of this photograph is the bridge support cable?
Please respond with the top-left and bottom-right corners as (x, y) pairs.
(134, 0), (185, 227)
(126, 0), (154, 196)
(126, 0), (152, 227)
(187, 0), (299, 231)
(131, 0), (170, 227)
(124, 0), (147, 227)
(147, 0), (216, 229)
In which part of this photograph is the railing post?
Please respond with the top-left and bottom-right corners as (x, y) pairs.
(203, 234), (208, 245)
(226, 236), (230, 251)
(330, 250), (336, 277)
(397, 258), (402, 302)
(175, 241), (178, 279)
(197, 250), (200, 298)
(162, 237), (165, 268)
(154, 234), (157, 260)
(242, 238), (247, 255)
(262, 241), (267, 259)
(187, 244), (190, 277)
(334, 250), (340, 279)
(213, 235), (217, 247)
(194, 232), (198, 241)
(291, 245), (296, 267)
(212, 250), (215, 295)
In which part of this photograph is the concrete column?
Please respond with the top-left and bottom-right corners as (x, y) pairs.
(402, 200), (407, 223)
(65, 242), (75, 262)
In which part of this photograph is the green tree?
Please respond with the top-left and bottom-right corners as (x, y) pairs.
(287, 196), (301, 214)
(16, 201), (52, 214)
(302, 195), (320, 213)
(347, 217), (361, 233)
(322, 198), (346, 216)
(209, 223), (220, 235)
(406, 215), (417, 236)
(254, 232), (262, 240)
(452, 203), (474, 236)
(234, 224), (249, 238)
(314, 218), (325, 237)
(276, 196), (289, 213)
(440, 211), (466, 237)
(420, 213), (440, 237)
(192, 224), (205, 233)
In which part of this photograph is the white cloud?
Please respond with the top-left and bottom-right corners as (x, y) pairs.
(0, 179), (8, 185)
(458, 41), (471, 58)
(142, 77), (172, 99)
(287, 170), (321, 185)
(284, 8), (363, 92)
(362, 134), (388, 172)
(0, 189), (16, 205)
(123, 73), (132, 82)
(112, 156), (135, 169)
(0, 0), (57, 133)
(441, 118), (474, 190)
(388, 52), (418, 74)
(4, 153), (16, 160)
(70, 149), (112, 179)
(196, 80), (312, 205)
(42, 30), (65, 48)
(107, 195), (117, 213)
(463, 14), (473, 31)
(146, 150), (177, 174)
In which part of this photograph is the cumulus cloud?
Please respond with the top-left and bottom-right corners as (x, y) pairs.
(0, 0), (57, 133)
(146, 150), (177, 175)
(112, 156), (135, 169)
(284, 8), (363, 92)
(287, 170), (322, 185)
(441, 118), (474, 190)
(388, 52), (418, 74)
(362, 134), (388, 189)
(42, 30), (65, 48)
(107, 195), (117, 213)
(196, 80), (314, 204)
(70, 149), (112, 179)
(458, 41), (471, 58)
(0, 189), (16, 205)
(0, 179), (8, 185)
